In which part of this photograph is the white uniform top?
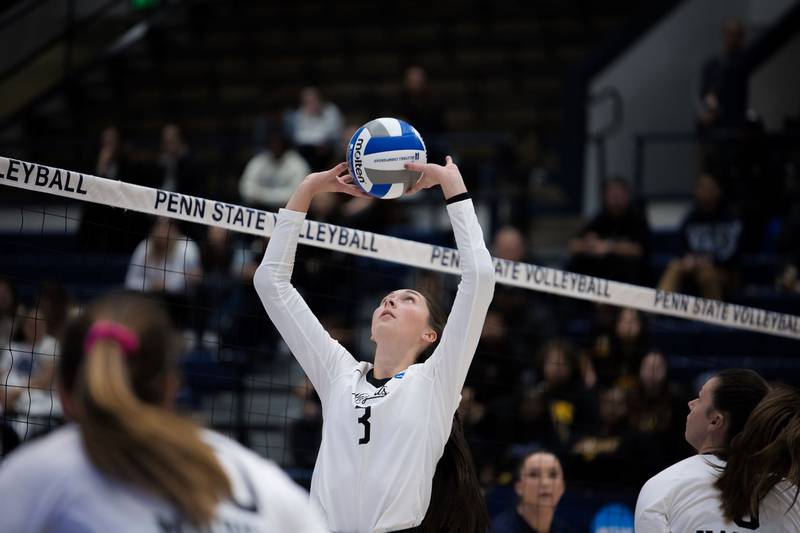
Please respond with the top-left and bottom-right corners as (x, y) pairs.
(0, 424), (328, 533)
(254, 199), (495, 533)
(635, 454), (800, 532)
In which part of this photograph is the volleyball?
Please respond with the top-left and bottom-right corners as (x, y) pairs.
(346, 117), (427, 199)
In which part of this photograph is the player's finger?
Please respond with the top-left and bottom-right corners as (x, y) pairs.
(404, 162), (434, 173)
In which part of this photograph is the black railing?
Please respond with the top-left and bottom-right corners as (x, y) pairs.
(0, 0), (126, 84)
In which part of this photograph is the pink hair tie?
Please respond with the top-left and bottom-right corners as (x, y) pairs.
(84, 320), (140, 356)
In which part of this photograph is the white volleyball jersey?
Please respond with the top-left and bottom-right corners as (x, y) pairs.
(254, 199), (495, 533)
(0, 425), (328, 533)
(635, 454), (800, 532)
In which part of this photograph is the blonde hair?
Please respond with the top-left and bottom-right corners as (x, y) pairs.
(62, 292), (231, 524)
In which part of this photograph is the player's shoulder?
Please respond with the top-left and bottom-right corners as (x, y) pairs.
(642, 455), (719, 493)
(0, 424), (87, 483)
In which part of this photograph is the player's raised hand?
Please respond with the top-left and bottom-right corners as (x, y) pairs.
(404, 156), (467, 199)
(304, 162), (370, 198)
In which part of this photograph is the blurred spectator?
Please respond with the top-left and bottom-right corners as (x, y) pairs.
(397, 65), (447, 166)
(0, 304), (62, 435)
(777, 205), (800, 293)
(570, 386), (648, 486)
(289, 377), (322, 472)
(398, 65), (445, 137)
(0, 419), (19, 457)
(490, 226), (557, 361)
(629, 351), (691, 471)
(470, 310), (519, 402)
(590, 308), (648, 389)
(536, 340), (597, 451)
(125, 217), (202, 329)
(0, 276), (18, 348)
(492, 450), (574, 533)
(78, 126), (150, 252)
(459, 385), (506, 485)
(285, 86), (343, 171)
(568, 178), (650, 284)
(239, 120), (310, 212)
(36, 282), (71, 341)
(508, 388), (557, 453)
(697, 18), (748, 133)
(658, 173), (742, 300)
(196, 226), (260, 347)
(158, 123), (204, 198)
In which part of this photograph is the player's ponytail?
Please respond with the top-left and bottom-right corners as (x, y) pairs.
(421, 413), (491, 532)
(715, 386), (800, 522)
(61, 292), (231, 525)
(416, 290), (490, 532)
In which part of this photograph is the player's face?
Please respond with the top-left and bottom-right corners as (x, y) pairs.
(515, 452), (565, 509)
(371, 289), (432, 347)
(685, 377), (719, 452)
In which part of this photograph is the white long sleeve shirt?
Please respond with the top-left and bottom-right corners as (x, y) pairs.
(254, 198), (495, 533)
(239, 150), (310, 208)
(635, 454), (800, 532)
(124, 237), (201, 295)
(0, 425), (328, 533)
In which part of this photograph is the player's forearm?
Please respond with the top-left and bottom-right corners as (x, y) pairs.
(439, 173), (467, 200)
(285, 180), (318, 213)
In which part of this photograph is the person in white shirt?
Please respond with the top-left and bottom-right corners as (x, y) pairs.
(0, 291), (328, 533)
(125, 216), (202, 296)
(285, 87), (343, 170)
(254, 158), (496, 533)
(239, 123), (311, 211)
(635, 369), (800, 532)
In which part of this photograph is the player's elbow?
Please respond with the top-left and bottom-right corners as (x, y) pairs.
(474, 256), (496, 296)
(253, 262), (280, 300)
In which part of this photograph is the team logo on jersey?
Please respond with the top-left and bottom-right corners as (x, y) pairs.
(353, 386), (388, 405)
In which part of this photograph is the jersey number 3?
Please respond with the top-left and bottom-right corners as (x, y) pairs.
(356, 406), (371, 445)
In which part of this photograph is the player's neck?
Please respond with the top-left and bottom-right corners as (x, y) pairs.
(517, 503), (554, 533)
(373, 345), (417, 379)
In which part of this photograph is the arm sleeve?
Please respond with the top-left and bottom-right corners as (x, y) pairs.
(634, 475), (671, 533)
(253, 209), (355, 402)
(427, 198), (495, 410)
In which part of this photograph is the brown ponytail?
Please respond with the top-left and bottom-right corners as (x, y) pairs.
(715, 386), (800, 522)
(61, 292), (231, 525)
(415, 289), (490, 532)
(421, 413), (491, 532)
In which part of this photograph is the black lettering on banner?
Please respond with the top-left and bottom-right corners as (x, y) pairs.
(1, 159), (21, 180)
(36, 164), (48, 186)
(22, 162), (35, 183)
(356, 406), (371, 445)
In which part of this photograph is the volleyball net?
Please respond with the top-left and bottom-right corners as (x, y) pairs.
(2, 155), (799, 528)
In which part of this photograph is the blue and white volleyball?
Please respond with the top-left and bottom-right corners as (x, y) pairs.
(346, 117), (427, 199)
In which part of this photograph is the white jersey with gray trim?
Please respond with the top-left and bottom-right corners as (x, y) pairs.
(0, 425), (328, 533)
(254, 198), (495, 533)
(635, 454), (800, 532)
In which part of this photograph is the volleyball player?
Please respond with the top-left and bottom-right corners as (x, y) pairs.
(254, 158), (495, 532)
(0, 292), (327, 533)
(635, 369), (800, 531)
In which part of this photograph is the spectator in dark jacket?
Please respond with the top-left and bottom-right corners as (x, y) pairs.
(658, 173), (742, 299)
(569, 179), (650, 284)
